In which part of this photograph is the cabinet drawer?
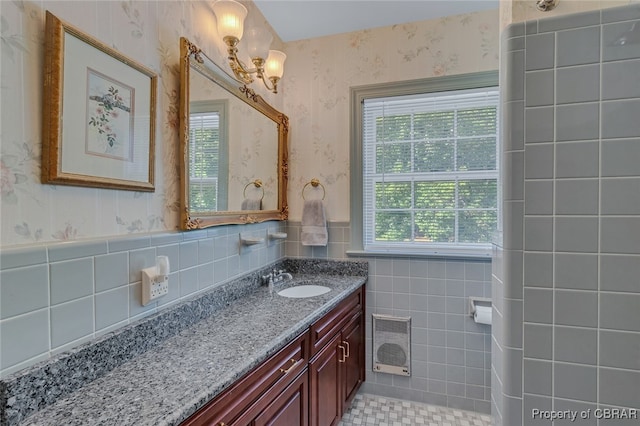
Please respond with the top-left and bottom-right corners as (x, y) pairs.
(309, 287), (363, 357)
(182, 330), (309, 426)
(235, 368), (308, 426)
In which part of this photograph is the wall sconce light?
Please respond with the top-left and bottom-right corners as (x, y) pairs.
(212, 0), (286, 94)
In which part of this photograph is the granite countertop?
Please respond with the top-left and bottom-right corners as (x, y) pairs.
(16, 268), (366, 426)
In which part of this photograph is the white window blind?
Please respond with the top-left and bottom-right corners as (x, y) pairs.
(189, 112), (220, 212)
(362, 87), (499, 256)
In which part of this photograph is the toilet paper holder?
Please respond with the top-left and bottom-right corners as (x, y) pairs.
(468, 297), (492, 317)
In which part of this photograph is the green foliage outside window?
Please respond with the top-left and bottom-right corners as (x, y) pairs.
(189, 126), (220, 212)
(371, 106), (498, 245)
(190, 184), (217, 213)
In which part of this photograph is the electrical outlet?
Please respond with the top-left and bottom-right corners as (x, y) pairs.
(141, 266), (169, 306)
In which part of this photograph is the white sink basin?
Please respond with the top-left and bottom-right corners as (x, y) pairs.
(277, 285), (331, 298)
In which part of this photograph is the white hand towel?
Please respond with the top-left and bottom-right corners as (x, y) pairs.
(301, 199), (328, 246)
(241, 198), (262, 210)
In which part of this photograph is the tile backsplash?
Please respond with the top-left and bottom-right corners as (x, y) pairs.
(0, 221), (286, 378)
(361, 256), (493, 414)
(286, 221), (493, 414)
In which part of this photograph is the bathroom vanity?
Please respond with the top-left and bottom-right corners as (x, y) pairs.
(1, 259), (367, 426)
(182, 285), (364, 426)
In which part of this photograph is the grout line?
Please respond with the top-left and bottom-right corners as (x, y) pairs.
(550, 27), (557, 413)
(597, 17), (604, 420)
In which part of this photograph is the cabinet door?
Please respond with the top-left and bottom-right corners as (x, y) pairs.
(309, 333), (343, 426)
(341, 312), (364, 408)
(254, 370), (308, 426)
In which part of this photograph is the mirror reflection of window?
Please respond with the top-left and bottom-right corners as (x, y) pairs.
(189, 100), (229, 212)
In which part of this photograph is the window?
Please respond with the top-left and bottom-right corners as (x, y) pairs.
(188, 100), (229, 212)
(350, 73), (499, 257)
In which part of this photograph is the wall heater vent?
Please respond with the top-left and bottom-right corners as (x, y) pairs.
(372, 314), (411, 376)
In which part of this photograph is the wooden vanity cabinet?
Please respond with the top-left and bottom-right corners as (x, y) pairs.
(181, 285), (365, 426)
(341, 311), (364, 407)
(253, 369), (308, 426)
(308, 288), (363, 357)
(308, 333), (342, 426)
(309, 288), (365, 426)
(181, 331), (309, 426)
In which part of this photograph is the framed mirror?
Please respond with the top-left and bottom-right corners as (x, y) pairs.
(179, 37), (288, 229)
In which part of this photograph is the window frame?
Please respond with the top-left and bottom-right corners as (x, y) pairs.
(349, 71), (499, 259)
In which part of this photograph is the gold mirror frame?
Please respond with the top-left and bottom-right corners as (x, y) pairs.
(179, 37), (289, 229)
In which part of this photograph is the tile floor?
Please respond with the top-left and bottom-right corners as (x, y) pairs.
(338, 393), (493, 426)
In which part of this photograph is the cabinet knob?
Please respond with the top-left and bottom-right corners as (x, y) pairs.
(279, 358), (297, 374)
(338, 345), (346, 363)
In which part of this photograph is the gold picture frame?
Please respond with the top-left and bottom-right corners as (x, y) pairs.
(42, 11), (157, 192)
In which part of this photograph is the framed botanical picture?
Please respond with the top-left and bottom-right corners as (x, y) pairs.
(42, 11), (157, 191)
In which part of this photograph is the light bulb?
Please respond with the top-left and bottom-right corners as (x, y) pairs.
(265, 50), (286, 79)
(212, 0), (248, 41)
(245, 27), (273, 61)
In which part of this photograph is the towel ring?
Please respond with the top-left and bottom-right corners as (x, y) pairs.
(302, 178), (326, 200)
(243, 179), (265, 200)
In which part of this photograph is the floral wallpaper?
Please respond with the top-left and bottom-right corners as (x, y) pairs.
(282, 0), (640, 221)
(0, 0), (281, 247)
(281, 9), (500, 222)
(7, 1), (632, 246)
(0, 0), (503, 246)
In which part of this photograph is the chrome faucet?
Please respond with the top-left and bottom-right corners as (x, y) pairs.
(262, 271), (274, 286)
(273, 269), (292, 283)
(262, 269), (292, 287)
